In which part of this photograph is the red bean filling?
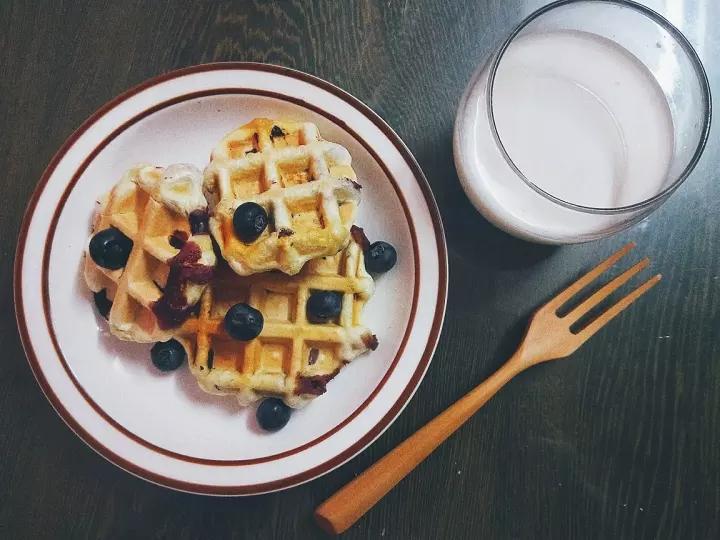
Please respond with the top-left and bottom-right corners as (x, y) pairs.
(295, 369), (339, 396)
(350, 225), (370, 251)
(152, 241), (214, 329)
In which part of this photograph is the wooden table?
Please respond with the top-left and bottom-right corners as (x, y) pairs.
(3, 1), (718, 538)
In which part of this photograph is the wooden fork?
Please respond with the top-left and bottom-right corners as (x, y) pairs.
(315, 242), (661, 534)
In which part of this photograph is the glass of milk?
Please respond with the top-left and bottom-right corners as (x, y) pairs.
(454, 0), (711, 244)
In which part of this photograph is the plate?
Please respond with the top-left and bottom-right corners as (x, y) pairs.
(14, 63), (447, 495)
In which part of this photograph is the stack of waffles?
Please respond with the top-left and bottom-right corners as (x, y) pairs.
(84, 119), (378, 407)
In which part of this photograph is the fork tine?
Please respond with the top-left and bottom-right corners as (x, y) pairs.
(575, 274), (662, 342)
(547, 242), (636, 311)
(565, 257), (650, 323)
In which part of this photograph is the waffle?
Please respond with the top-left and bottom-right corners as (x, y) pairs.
(176, 236), (377, 407)
(204, 118), (362, 276)
(84, 165), (216, 343)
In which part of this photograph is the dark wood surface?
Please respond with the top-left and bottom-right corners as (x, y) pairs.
(2, 1), (719, 538)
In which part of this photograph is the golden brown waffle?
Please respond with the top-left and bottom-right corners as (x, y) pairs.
(204, 118), (362, 276)
(84, 165), (216, 343)
(177, 237), (377, 407)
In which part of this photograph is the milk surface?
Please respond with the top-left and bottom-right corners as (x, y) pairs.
(459, 29), (675, 241)
(492, 30), (674, 209)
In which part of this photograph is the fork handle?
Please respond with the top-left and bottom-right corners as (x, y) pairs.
(314, 354), (525, 534)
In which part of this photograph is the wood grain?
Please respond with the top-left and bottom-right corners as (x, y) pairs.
(2, 1), (719, 538)
(315, 244), (661, 534)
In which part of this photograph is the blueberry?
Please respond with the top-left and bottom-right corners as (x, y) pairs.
(189, 209), (210, 235)
(307, 291), (342, 323)
(224, 303), (264, 340)
(256, 398), (291, 431)
(89, 227), (133, 270)
(150, 339), (186, 371)
(233, 202), (268, 243)
(93, 289), (112, 319)
(365, 241), (397, 274)
(270, 125), (285, 139)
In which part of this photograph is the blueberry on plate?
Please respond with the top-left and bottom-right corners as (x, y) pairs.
(364, 241), (397, 274)
(233, 202), (268, 243)
(93, 289), (112, 319)
(256, 398), (291, 431)
(224, 303), (264, 340)
(307, 291), (342, 323)
(89, 227), (133, 270)
(150, 339), (186, 371)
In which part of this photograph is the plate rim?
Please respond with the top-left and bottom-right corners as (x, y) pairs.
(14, 62), (448, 495)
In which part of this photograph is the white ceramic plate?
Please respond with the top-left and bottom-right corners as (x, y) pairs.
(14, 63), (447, 495)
